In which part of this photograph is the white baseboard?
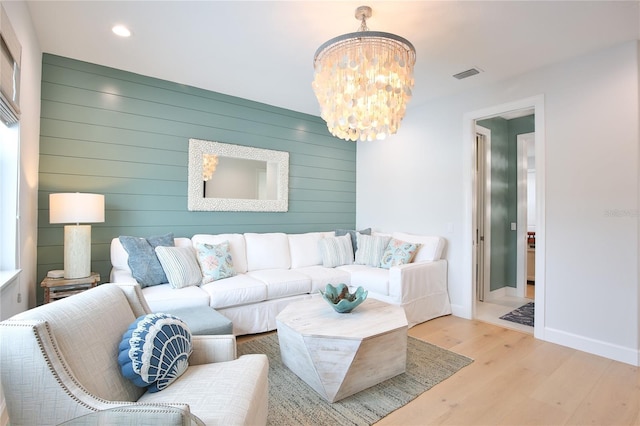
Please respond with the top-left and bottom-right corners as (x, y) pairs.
(544, 327), (640, 367)
(451, 303), (472, 319)
(484, 286), (517, 301)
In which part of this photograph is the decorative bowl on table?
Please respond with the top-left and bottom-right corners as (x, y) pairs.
(319, 283), (368, 313)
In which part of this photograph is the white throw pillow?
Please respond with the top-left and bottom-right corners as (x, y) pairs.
(318, 234), (354, 268)
(154, 246), (203, 289)
(288, 232), (325, 268)
(244, 233), (291, 271)
(355, 234), (391, 267)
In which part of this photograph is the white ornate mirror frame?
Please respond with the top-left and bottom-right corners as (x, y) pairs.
(188, 138), (289, 212)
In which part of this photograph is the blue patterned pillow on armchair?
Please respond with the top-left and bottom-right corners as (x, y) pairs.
(118, 313), (192, 393)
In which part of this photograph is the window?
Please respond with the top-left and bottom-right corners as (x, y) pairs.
(0, 119), (19, 274)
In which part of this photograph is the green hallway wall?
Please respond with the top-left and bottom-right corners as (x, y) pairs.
(36, 54), (356, 304)
(477, 114), (534, 291)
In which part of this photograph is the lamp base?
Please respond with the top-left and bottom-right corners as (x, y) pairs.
(64, 225), (92, 279)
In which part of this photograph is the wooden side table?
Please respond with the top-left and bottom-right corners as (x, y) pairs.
(41, 273), (100, 303)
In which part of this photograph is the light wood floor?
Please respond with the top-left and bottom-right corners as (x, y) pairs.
(376, 315), (640, 426)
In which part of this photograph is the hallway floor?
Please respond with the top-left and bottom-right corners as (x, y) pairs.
(475, 284), (535, 334)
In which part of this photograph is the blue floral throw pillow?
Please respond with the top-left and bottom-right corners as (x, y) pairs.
(195, 241), (236, 284)
(379, 238), (421, 269)
(118, 313), (192, 393)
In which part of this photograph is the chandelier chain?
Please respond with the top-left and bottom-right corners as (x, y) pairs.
(358, 15), (369, 32)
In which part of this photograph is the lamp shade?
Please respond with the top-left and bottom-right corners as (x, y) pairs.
(50, 193), (105, 224)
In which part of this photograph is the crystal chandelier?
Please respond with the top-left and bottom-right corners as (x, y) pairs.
(202, 154), (219, 181)
(312, 6), (416, 142)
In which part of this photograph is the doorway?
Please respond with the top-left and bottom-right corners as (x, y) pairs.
(464, 95), (546, 339)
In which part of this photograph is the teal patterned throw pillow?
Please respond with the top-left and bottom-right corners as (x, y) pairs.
(196, 241), (236, 284)
(379, 238), (421, 269)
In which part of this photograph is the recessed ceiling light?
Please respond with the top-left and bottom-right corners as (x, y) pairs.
(112, 25), (131, 37)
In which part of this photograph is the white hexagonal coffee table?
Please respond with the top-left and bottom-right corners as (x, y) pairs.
(276, 296), (408, 403)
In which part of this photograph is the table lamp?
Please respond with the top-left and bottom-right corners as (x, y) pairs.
(49, 193), (105, 279)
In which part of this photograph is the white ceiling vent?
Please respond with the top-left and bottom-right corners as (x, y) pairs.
(453, 68), (482, 80)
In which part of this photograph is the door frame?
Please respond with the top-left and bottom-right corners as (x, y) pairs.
(463, 95), (546, 340)
(474, 125), (492, 302)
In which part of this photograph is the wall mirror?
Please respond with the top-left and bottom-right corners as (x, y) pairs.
(188, 139), (289, 212)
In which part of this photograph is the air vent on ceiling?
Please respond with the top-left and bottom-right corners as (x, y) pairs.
(453, 68), (481, 80)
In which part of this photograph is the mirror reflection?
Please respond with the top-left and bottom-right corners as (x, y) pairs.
(188, 139), (289, 212)
(203, 156), (278, 200)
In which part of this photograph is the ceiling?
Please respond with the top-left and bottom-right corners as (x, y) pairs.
(26, 1), (640, 117)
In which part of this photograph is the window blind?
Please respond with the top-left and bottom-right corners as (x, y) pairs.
(0, 5), (21, 126)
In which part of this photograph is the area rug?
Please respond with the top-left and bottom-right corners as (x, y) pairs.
(237, 333), (473, 426)
(499, 301), (535, 327)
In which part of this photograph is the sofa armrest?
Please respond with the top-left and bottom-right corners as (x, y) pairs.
(110, 267), (138, 284)
(388, 259), (448, 303)
(189, 335), (237, 365)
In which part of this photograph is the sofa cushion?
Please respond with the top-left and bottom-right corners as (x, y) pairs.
(355, 234), (391, 267)
(142, 284), (210, 312)
(119, 233), (175, 287)
(118, 313), (192, 393)
(192, 234), (248, 273)
(335, 228), (371, 253)
(162, 306), (233, 335)
(195, 241), (236, 284)
(379, 238), (420, 269)
(246, 269), (311, 299)
(200, 274), (267, 309)
(155, 246), (203, 289)
(318, 234), (353, 267)
(288, 232), (325, 268)
(295, 265), (351, 293)
(391, 232), (446, 262)
(245, 233), (290, 271)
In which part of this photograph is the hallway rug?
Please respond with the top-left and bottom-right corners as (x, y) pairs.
(237, 333), (473, 426)
(500, 301), (535, 327)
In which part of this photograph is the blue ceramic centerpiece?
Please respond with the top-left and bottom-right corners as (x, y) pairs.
(319, 283), (368, 313)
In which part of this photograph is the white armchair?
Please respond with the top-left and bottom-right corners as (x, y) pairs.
(0, 284), (268, 425)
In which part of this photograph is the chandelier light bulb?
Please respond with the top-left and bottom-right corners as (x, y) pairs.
(202, 154), (219, 181)
(312, 6), (416, 142)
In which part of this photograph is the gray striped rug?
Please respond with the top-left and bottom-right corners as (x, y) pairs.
(237, 333), (473, 425)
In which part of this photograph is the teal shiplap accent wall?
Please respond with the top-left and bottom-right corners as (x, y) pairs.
(37, 54), (356, 304)
(477, 115), (534, 292)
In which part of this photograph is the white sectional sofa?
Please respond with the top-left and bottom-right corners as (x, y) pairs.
(110, 231), (452, 335)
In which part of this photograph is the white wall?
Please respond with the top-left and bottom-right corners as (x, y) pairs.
(1, 4), (40, 422)
(3, 2), (42, 308)
(357, 41), (639, 365)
